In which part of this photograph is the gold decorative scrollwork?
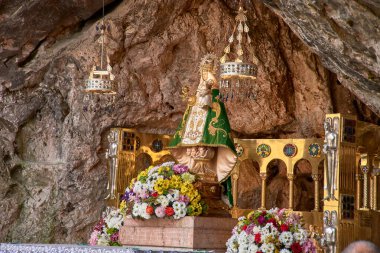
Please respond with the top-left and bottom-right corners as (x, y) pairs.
(208, 102), (227, 137)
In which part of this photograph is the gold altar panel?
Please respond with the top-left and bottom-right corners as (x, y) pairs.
(231, 138), (324, 214)
(323, 114), (380, 252)
(106, 128), (176, 207)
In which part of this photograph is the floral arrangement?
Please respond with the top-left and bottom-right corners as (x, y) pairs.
(119, 161), (207, 219)
(89, 208), (123, 246)
(226, 208), (317, 253)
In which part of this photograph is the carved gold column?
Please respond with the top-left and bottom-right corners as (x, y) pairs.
(260, 173), (267, 210)
(370, 175), (374, 210)
(288, 173), (294, 210)
(374, 175), (378, 210)
(362, 167), (369, 209)
(355, 173), (362, 209)
(232, 172), (239, 209)
(312, 174), (321, 211)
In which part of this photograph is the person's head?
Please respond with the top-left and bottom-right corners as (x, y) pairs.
(342, 241), (380, 253)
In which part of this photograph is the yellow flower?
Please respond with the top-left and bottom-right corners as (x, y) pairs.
(119, 200), (126, 210)
(162, 179), (170, 190)
(180, 182), (194, 195)
(169, 175), (182, 189)
(129, 178), (136, 188)
(137, 170), (148, 181)
(189, 203), (202, 216)
(154, 178), (165, 194)
(158, 166), (170, 174)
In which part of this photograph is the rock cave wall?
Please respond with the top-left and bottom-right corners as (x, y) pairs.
(0, 0), (378, 243)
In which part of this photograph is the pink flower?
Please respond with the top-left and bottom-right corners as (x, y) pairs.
(278, 208), (285, 217)
(179, 195), (190, 204)
(173, 164), (189, 174)
(94, 218), (105, 231)
(110, 231), (119, 242)
(302, 239), (317, 253)
(155, 206), (166, 218)
(245, 224), (255, 234)
(88, 230), (100, 246)
(257, 215), (266, 225)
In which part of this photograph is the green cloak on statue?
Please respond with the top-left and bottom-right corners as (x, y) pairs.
(168, 54), (237, 204)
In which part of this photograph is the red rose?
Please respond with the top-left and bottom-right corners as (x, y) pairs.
(165, 207), (175, 216)
(267, 218), (277, 226)
(152, 192), (158, 198)
(280, 224), (289, 232)
(146, 206), (154, 215)
(291, 242), (302, 253)
(241, 225), (247, 231)
(254, 233), (261, 244)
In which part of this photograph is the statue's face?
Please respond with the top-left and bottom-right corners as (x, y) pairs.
(108, 132), (114, 142)
(324, 121), (330, 130)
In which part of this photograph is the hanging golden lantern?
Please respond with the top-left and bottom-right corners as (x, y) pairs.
(219, 3), (258, 102)
(84, 0), (117, 96)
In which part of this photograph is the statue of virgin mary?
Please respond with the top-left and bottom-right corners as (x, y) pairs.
(169, 54), (237, 208)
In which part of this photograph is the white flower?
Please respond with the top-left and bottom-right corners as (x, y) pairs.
(105, 211), (123, 229)
(97, 234), (110, 246)
(294, 229), (308, 244)
(261, 223), (279, 243)
(148, 166), (159, 175)
(226, 235), (239, 253)
(237, 231), (249, 246)
(157, 195), (169, 207)
(267, 208), (279, 215)
(167, 190), (180, 202)
(238, 216), (246, 221)
(252, 226), (261, 234)
(173, 213), (181, 219)
(172, 201), (186, 219)
(139, 203), (151, 219)
(279, 231), (293, 248)
(161, 161), (175, 167)
(133, 181), (143, 192)
(280, 249), (292, 253)
(147, 181), (156, 191)
(248, 244), (259, 253)
(260, 243), (275, 253)
(132, 204), (140, 217)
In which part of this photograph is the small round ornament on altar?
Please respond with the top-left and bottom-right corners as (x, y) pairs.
(136, 136), (141, 151)
(256, 144), (271, 158)
(234, 143), (244, 157)
(283, 144), (297, 157)
(308, 143), (321, 157)
(151, 139), (163, 153)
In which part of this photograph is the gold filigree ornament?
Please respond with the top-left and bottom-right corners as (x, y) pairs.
(219, 1), (258, 103)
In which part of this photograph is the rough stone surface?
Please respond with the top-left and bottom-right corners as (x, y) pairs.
(261, 0), (380, 116)
(0, 0), (377, 244)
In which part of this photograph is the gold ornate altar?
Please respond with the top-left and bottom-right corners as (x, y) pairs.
(230, 138), (325, 231)
(107, 113), (380, 252)
(322, 114), (380, 252)
(105, 128), (176, 207)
